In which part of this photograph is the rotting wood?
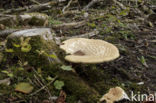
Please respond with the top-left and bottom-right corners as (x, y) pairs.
(2, 1), (65, 14)
(83, 0), (99, 10)
(0, 29), (19, 38)
(51, 20), (86, 29)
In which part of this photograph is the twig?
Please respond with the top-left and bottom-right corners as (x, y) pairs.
(62, 0), (73, 13)
(66, 29), (99, 39)
(112, 0), (145, 17)
(2, 1), (59, 14)
(59, 10), (81, 17)
(83, 0), (99, 10)
(30, 76), (57, 96)
(54, 29), (99, 44)
(112, 0), (126, 9)
(30, 0), (41, 5)
(52, 20), (86, 29)
(32, 68), (56, 101)
(33, 74), (53, 98)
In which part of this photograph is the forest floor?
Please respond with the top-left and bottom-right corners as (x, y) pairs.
(0, 0), (156, 103)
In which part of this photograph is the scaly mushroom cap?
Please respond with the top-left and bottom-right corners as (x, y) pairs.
(60, 38), (120, 63)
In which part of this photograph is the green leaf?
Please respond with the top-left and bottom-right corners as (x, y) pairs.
(120, 8), (129, 16)
(48, 54), (57, 59)
(17, 67), (24, 71)
(87, 23), (96, 28)
(49, 18), (63, 25)
(61, 65), (73, 71)
(138, 0), (142, 3)
(1, 70), (13, 77)
(5, 48), (14, 52)
(15, 82), (34, 94)
(138, 56), (148, 67)
(24, 37), (31, 43)
(21, 44), (31, 52)
(149, 22), (154, 27)
(46, 76), (54, 81)
(140, 56), (145, 64)
(54, 80), (64, 90)
(12, 43), (20, 48)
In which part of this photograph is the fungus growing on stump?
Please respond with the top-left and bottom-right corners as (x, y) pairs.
(60, 38), (120, 63)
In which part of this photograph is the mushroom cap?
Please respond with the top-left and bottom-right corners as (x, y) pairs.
(100, 87), (129, 102)
(60, 38), (120, 63)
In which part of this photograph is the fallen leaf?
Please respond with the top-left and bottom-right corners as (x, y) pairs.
(15, 82), (34, 94)
(56, 90), (66, 103)
(0, 24), (5, 30)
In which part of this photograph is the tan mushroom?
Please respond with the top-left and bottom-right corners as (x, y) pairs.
(60, 38), (120, 63)
(100, 87), (129, 103)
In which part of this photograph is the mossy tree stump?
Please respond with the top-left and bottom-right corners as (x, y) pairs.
(1, 28), (100, 103)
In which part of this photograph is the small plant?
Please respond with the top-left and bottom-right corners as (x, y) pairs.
(6, 37), (32, 53)
(61, 65), (73, 71)
(1, 70), (14, 78)
(138, 56), (148, 67)
(5, 37), (32, 67)
(119, 30), (135, 40)
(54, 80), (64, 90)
(48, 17), (63, 25)
(87, 22), (96, 28)
(119, 8), (130, 16)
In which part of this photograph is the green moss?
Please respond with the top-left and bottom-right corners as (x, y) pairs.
(48, 17), (63, 25)
(27, 17), (45, 26)
(87, 22), (96, 28)
(0, 84), (14, 95)
(43, 64), (100, 103)
(4, 35), (100, 102)
(1, 25), (147, 103)
(114, 30), (135, 40)
(0, 52), (3, 63)
(5, 36), (60, 67)
(73, 65), (122, 95)
(104, 36), (118, 43)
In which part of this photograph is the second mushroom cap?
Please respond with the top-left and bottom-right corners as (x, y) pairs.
(60, 38), (120, 63)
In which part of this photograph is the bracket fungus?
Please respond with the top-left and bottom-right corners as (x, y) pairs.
(60, 38), (120, 63)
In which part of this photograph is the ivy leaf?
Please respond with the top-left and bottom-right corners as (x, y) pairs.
(15, 82), (34, 94)
(54, 80), (64, 90)
(61, 65), (73, 71)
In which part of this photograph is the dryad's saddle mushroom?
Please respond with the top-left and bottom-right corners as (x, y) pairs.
(60, 38), (120, 63)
